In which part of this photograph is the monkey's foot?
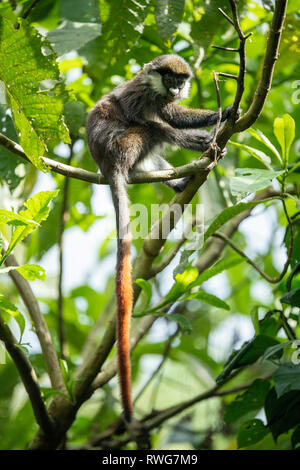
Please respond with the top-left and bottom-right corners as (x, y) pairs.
(167, 176), (192, 193)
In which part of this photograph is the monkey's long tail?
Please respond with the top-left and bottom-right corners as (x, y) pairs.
(109, 172), (133, 422)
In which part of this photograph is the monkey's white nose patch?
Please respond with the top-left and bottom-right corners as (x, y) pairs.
(169, 87), (179, 95)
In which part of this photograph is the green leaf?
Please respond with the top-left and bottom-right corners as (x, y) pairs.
(261, 341), (294, 361)
(155, 0), (185, 41)
(273, 114), (295, 165)
(2, 190), (59, 264)
(135, 279), (152, 309)
(204, 197), (277, 242)
(0, 264), (46, 281)
(63, 101), (86, 137)
(47, 20), (102, 56)
(224, 379), (271, 424)
(0, 104), (23, 191)
(274, 363), (300, 397)
(0, 209), (39, 227)
(190, 258), (244, 288)
(229, 140), (272, 168)
(99, 0), (151, 62)
(216, 335), (279, 383)
(0, 295), (25, 340)
(40, 387), (70, 401)
(280, 288), (300, 308)
(160, 313), (192, 334)
(286, 261), (300, 292)
(291, 424), (300, 450)
(60, 0), (100, 23)
(181, 290), (230, 310)
(135, 266), (198, 315)
(246, 128), (282, 164)
(237, 419), (269, 448)
(230, 168), (284, 199)
(0, 18), (70, 170)
(265, 388), (300, 440)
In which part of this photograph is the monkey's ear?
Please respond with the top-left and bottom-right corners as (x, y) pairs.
(143, 62), (156, 74)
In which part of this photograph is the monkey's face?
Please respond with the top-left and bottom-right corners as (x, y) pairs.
(147, 69), (191, 100)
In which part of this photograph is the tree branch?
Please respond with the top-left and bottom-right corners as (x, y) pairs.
(234, 0), (288, 131)
(3, 249), (67, 394)
(0, 132), (215, 186)
(0, 315), (53, 435)
(57, 146), (73, 360)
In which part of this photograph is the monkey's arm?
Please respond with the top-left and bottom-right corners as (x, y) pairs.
(159, 103), (232, 129)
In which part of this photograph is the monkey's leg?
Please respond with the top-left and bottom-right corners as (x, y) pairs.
(133, 153), (191, 192)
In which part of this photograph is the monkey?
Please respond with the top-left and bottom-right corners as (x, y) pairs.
(86, 54), (234, 423)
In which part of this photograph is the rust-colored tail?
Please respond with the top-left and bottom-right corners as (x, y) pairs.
(116, 236), (133, 421)
(109, 172), (133, 422)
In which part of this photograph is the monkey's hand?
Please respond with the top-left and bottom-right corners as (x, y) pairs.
(195, 130), (214, 152)
(222, 105), (241, 122)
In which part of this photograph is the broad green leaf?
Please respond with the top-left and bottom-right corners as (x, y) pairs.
(135, 278), (152, 309)
(229, 140), (272, 168)
(204, 197), (277, 241)
(0, 209), (38, 227)
(224, 379), (271, 424)
(190, 0), (230, 48)
(0, 295), (25, 339)
(63, 101), (86, 137)
(280, 288), (300, 308)
(136, 266), (198, 314)
(286, 261), (300, 292)
(230, 168), (284, 198)
(0, 264), (46, 281)
(181, 290), (230, 310)
(0, 17), (70, 170)
(261, 340), (294, 361)
(246, 128), (282, 164)
(2, 190), (59, 264)
(274, 363), (300, 397)
(273, 114), (295, 165)
(40, 387), (70, 401)
(190, 258), (244, 289)
(60, 0), (100, 23)
(47, 20), (102, 56)
(99, 0), (151, 62)
(161, 313), (192, 334)
(237, 419), (269, 448)
(0, 104), (24, 191)
(265, 388), (300, 440)
(155, 0), (185, 41)
(292, 424), (300, 450)
(216, 335), (279, 383)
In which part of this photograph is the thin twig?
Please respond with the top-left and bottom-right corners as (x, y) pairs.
(212, 198), (294, 284)
(217, 72), (238, 80)
(150, 217), (198, 276)
(0, 315), (53, 435)
(211, 45), (239, 52)
(134, 328), (179, 404)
